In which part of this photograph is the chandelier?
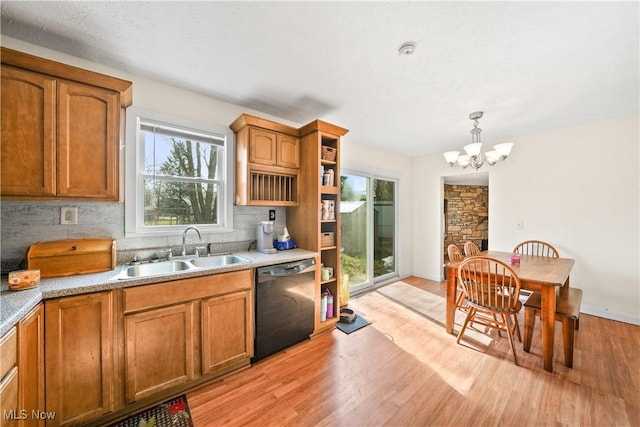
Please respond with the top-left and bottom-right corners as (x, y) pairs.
(443, 111), (513, 170)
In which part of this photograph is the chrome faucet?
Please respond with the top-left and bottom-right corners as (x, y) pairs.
(181, 226), (202, 256)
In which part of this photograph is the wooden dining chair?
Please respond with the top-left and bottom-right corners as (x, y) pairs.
(447, 244), (467, 311)
(514, 239), (582, 368)
(463, 241), (480, 257)
(447, 243), (463, 263)
(523, 287), (583, 368)
(512, 240), (559, 258)
(456, 256), (523, 365)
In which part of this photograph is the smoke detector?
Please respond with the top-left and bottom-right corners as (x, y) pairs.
(398, 42), (416, 56)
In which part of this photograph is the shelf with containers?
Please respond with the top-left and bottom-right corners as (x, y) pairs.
(287, 120), (348, 335)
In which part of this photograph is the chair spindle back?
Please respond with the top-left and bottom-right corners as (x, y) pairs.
(463, 241), (480, 257)
(512, 240), (559, 258)
(457, 257), (521, 312)
(447, 244), (464, 262)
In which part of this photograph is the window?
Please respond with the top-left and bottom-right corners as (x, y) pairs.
(125, 109), (233, 236)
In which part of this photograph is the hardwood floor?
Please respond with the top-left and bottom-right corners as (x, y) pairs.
(187, 276), (640, 426)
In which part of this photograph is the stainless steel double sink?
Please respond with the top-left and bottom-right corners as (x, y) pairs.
(118, 254), (251, 280)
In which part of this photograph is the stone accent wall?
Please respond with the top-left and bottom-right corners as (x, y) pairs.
(444, 184), (488, 261)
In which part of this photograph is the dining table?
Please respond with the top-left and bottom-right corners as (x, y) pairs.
(445, 250), (575, 372)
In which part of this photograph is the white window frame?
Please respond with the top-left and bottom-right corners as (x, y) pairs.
(124, 108), (234, 237)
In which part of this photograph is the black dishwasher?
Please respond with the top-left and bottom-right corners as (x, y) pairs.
(253, 258), (316, 362)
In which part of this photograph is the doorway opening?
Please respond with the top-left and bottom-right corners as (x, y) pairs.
(442, 172), (489, 277)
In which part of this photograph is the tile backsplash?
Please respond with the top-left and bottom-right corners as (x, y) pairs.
(1, 201), (286, 271)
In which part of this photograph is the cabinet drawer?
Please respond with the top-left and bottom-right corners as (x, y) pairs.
(123, 269), (253, 313)
(0, 327), (17, 380)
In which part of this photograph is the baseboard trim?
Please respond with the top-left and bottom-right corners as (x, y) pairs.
(580, 305), (640, 326)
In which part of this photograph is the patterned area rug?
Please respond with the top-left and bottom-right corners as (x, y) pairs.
(110, 395), (192, 427)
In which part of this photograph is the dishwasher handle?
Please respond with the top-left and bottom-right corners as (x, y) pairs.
(257, 258), (316, 279)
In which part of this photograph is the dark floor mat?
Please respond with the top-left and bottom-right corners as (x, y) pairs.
(336, 313), (371, 334)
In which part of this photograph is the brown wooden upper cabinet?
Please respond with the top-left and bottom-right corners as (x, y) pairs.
(231, 114), (300, 206)
(0, 47), (132, 201)
(249, 128), (299, 169)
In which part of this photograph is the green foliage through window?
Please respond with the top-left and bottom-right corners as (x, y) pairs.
(140, 121), (225, 227)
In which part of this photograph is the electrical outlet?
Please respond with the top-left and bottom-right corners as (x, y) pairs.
(61, 207), (78, 225)
(516, 220), (524, 230)
(269, 209), (276, 221)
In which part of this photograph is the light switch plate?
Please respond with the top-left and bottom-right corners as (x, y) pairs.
(61, 207), (78, 225)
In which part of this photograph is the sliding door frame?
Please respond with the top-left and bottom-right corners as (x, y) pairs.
(341, 168), (399, 295)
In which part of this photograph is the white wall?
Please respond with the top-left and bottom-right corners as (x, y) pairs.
(413, 115), (640, 324)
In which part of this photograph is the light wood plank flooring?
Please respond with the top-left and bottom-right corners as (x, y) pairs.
(187, 276), (640, 426)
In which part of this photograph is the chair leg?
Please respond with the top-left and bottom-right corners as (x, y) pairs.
(512, 314), (522, 342)
(504, 314), (519, 365)
(523, 307), (536, 353)
(562, 317), (575, 368)
(455, 290), (465, 308)
(493, 313), (503, 337)
(457, 308), (475, 344)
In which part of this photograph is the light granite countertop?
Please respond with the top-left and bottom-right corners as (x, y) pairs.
(0, 249), (317, 337)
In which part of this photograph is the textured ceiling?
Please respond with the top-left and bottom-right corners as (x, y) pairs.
(1, 1), (638, 157)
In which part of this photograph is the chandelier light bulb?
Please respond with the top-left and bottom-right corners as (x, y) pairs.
(494, 142), (514, 158)
(463, 142), (482, 157)
(457, 155), (470, 168)
(485, 150), (500, 165)
(443, 151), (460, 165)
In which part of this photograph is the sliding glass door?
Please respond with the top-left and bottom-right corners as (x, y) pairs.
(340, 171), (397, 294)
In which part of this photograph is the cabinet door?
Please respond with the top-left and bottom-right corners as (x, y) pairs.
(18, 304), (45, 427)
(124, 303), (196, 403)
(277, 134), (299, 168)
(1, 66), (56, 197)
(202, 290), (253, 375)
(0, 327), (18, 426)
(57, 80), (119, 200)
(0, 368), (19, 427)
(248, 128), (277, 166)
(45, 292), (115, 426)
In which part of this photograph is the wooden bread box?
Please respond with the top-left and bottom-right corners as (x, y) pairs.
(26, 238), (116, 277)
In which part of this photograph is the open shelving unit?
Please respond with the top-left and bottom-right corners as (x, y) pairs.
(287, 120), (348, 335)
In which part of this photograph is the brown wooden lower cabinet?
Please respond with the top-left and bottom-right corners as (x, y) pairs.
(0, 327), (19, 427)
(122, 270), (254, 405)
(10, 269), (254, 426)
(201, 290), (253, 375)
(124, 302), (197, 402)
(18, 305), (45, 427)
(0, 305), (45, 427)
(45, 292), (115, 426)
(0, 367), (19, 427)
